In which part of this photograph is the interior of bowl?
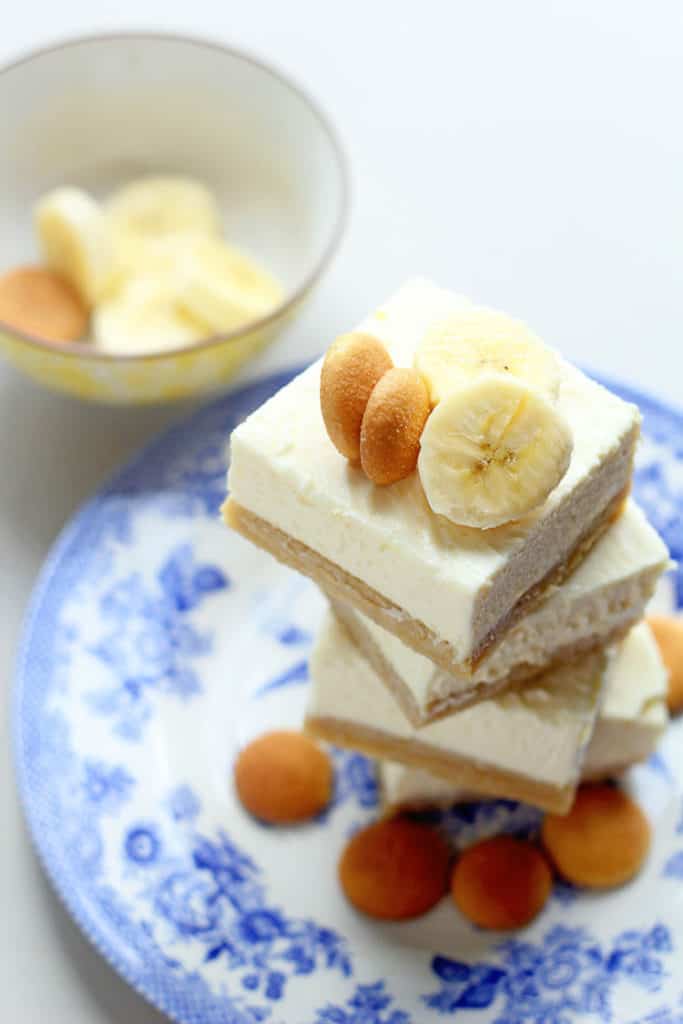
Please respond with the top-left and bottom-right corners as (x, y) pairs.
(0, 33), (348, 357)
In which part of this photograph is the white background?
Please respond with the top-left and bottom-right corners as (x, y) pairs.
(1, 2), (681, 1021)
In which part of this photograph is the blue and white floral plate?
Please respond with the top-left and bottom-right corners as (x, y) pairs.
(13, 368), (683, 1024)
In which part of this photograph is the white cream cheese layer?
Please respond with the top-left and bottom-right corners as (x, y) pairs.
(309, 613), (605, 790)
(228, 278), (641, 662)
(380, 622), (669, 809)
(350, 501), (668, 713)
(583, 621), (668, 775)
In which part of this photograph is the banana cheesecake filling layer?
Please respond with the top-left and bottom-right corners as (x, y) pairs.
(582, 621), (669, 778)
(306, 612), (609, 815)
(225, 278), (641, 675)
(378, 622), (668, 812)
(332, 501), (668, 724)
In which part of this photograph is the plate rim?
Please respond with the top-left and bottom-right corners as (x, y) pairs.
(11, 363), (683, 1024)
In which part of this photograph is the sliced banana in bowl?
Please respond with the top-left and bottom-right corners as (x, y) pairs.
(112, 232), (201, 285)
(417, 372), (573, 530)
(105, 176), (222, 240)
(0, 33), (348, 400)
(91, 232), (285, 353)
(93, 276), (206, 356)
(31, 176), (286, 356)
(35, 187), (116, 306)
(177, 236), (285, 334)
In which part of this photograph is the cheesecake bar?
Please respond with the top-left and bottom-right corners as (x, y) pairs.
(225, 279), (640, 677)
(306, 612), (608, 814)
(334, 500), (668, 724)
(378, 622), (668, 811)
(582, 620), (669, 777)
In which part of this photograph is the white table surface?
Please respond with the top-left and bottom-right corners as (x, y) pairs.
(1, 2), (681, 1021)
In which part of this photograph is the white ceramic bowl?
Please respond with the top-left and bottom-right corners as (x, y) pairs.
(0, 33), (348, 403)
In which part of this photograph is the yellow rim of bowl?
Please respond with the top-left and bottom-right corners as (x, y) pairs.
(0, 30), (351, 362)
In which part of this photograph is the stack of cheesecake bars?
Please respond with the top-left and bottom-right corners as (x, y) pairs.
(224, 280), (671, 816)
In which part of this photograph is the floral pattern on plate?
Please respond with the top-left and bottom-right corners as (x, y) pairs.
(14, 368), (683, 1023)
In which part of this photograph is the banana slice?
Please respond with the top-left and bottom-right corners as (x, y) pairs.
(415, 306), (561, 405)
(34, 187), (115, 306)
(93, 276), (205, 355)
(178, 236), (284, 333)
(417, 373), (573, 529)
(106, 177), (221, 239)
(112, 231), (201, 290)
